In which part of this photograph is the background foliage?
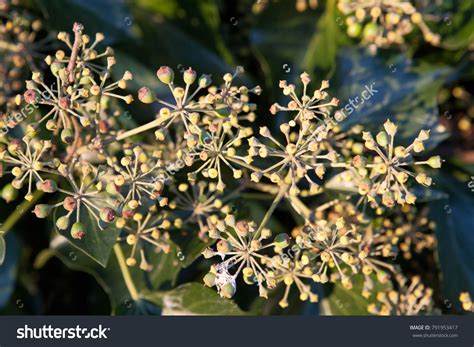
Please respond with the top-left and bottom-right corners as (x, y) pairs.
(0, 0), (473, 315)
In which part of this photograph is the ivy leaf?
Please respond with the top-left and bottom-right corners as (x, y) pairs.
(132, 0), (235, 65)
(334, 48), (451, 150)
(323, 274), (390, 315)
(301, 0), (349, 76)
(114, 298), (162, 315)
(50, 236), (164, 315)
(115, 10), (232, 80)
(429, 173), (474, 311)
(54, 200), (121, 268)
(38, 0), (133, 43)
(144, 241), (182, 290)
(171, 230), (213, 268)
(250, 0), (349, 100)
(435, 0), (474, 50)
(143, 282), (246, 315)
(0, 233), (20, 309)
(0, 235), (5, 266)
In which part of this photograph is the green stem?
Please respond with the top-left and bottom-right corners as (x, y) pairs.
(116, 117), (165, 141)
(113, 243), (139, 301)
(288, 195), (311, 220)
(255, 185), (288, 237)
(0, 190), (44, 236)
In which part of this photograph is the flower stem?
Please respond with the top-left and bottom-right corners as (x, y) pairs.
(287, 195), (311, 220)
(255, 185), (287, 237)
(67, 22), (84, 84)
(0, 190), (44, 236)
(113, 243), (139, 301)
(116, 118), (163, 141)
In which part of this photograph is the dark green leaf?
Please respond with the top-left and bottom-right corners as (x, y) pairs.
(0, 235), (5, 266)
(38, 0), (133, 43)
(170, 230), (212, 268)
(324, 274), (390, 315)
(251, 0), (349, 101)
(334, 48), (451, 150)
(51, 236), (163, 315)
(145, 241), (182, 290)
(114, 298), (162, 315)
(302, 0), (349, 75)
(144, 282), (246, 315)
(132, 0), (235, 65)
(0, 233), (20, 308)
(429, 173), (474, 311)
(117, 10), (232, 79)
(435, 1), (474, 50)
(53, 196), (121, 267)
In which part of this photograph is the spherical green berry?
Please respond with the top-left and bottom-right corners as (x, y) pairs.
(183, 67), (196, 85)
(56, 216), (70, 231)
(61, 128), (74, 145)
(198, 74), (212, 88)
(71, 222), (86, 240)
(51, 61), (64, 77)
(99, 207), (115, 223)
(156, 66), (174, 84)
(220, 282), (236, 299)
(347, 22), (362, 37)
(137, 86), (156, 104)
(203, 272), (216, 287)
(376, 131), (389, 147)
(37, 179), (58, 193)
(32, 204), (52, 218)
(274, 233), (290, 248)
(363, 22), (378, 40)
(1, 183), (18, 203)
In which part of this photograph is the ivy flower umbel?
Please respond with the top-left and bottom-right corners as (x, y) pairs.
(338, 0), (440, 48)
(202, 217), (290, 299)
(248, 121), (337, 195)
(135, 66), (216, 139)
(116, 206), (172, 270)
(185, 124), (252, 191)
(22, 24), (133, 137)
(201, 67), (260, 130)
(308, 201), (395, 297)
(368, 275), (433, 315)
(0, 137), (54, 200)
(355, 228), (396, 297)
(270, 72), (339, 126)
(376, 205), (436, 260)
(106, 146), (166, 209)
(133, 66), (259, 142)
(299, 218), (362, 289)
(267, 253), (319, 308)
(351, 119), (441, 207)
(23, 58), (132, 129)
(169, 181), (232, 240)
